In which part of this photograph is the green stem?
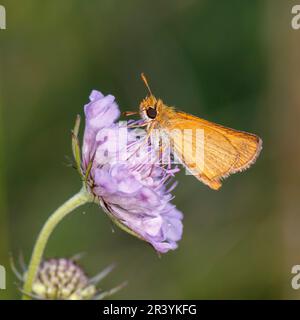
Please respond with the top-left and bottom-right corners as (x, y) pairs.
(22, 187), (92, 299)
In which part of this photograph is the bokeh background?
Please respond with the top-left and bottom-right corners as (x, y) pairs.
(1, 0), (300, 299)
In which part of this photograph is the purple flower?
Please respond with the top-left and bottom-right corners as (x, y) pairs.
(81, 90), (183, 253)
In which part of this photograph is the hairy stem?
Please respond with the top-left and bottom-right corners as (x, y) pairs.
(22, 187), (92, 299)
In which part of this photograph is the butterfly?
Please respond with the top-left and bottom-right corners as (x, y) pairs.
(125, 74), (262, 190)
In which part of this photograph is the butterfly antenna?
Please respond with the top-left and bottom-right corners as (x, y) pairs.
(141, 73), (153, 96)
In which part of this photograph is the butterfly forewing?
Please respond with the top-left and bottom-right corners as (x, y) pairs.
(160, 110), (262, 190)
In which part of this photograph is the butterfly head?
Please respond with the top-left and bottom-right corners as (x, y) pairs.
(139, 73), (162, 121)
(140, 95), (159, 120)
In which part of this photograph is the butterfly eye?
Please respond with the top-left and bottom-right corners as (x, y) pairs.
(146, 107), (157, 119)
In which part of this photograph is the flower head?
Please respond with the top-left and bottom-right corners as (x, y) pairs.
(19, 258), (124, 300)
(73, 90), (183, 253)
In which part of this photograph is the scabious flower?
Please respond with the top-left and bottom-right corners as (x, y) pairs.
(16, 257), (124, 300)
(76, 90), (183, 253)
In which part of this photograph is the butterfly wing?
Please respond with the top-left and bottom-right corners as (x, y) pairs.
(160, 110), (262, 190)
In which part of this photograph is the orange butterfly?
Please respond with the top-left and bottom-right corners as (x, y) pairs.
(125, 74), (262, 190)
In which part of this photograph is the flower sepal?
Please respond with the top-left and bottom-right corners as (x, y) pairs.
(105, 205), (145, 241)
(71, 114), (84, 181)
(90, 194), (150, 249)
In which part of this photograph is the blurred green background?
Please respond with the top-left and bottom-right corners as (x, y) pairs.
(1, 0), (300, 299)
